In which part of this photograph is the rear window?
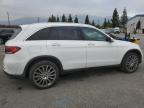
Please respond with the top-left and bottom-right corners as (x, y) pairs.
(10, 28), (22, 40)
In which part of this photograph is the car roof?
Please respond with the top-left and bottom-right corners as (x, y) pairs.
(11, 22), (110, 41)
(20, 22), (96, 30)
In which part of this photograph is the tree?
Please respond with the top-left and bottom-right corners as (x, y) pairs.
(91, 20), (95, 26)
(56, 16), (60, 22)
(107, 19), (112, 27)
(48, 17), (52, 22)
(51, 15), (56, 22)
(48, 15), (56, 22)
(74, 16), (79, 23)
(61, 14), (67, 22)
(121, 8), (128, 28)
(103, 18), (107, 28)
(85, 15), (90, 24)
(111, 8), (120, 27)
(68, 14), (73, 22)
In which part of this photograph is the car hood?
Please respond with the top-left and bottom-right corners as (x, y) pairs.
(114, 39), (140, 48)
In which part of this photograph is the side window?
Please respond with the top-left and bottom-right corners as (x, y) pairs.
(81, 27), (107, 41)
(27, 28), (59, 40)
(27, 27), (81, 40)
(27, 28), (49, 40)
(57, 27), (81, 40)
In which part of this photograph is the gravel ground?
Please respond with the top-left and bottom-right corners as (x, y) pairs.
(0, 34), (144, 108)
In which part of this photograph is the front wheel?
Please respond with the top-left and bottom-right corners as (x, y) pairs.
(29, 61), (59, 89)
(121, 52), (140, 73)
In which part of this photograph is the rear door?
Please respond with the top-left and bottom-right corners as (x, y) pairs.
(47, 27), (87, 70)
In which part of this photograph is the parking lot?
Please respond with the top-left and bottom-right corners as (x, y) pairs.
(0, 34), (144, 108)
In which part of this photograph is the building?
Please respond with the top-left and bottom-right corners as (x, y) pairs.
(127, 14), (144, 34)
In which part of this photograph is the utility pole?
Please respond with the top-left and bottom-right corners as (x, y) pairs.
(7, 12), (10, 25)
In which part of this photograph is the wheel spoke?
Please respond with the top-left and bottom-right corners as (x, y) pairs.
(33, 63), (57, 87)
(126, 54), (139, 72)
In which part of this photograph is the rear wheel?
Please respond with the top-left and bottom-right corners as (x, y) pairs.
(121, 52), (140, 73)
(29, 61), (59, 89)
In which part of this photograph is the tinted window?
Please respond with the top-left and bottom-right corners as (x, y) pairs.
(27, 28), (52, 40)
(56, 27), (81, 40)
(0, 30), (14, 36)
(81, 27), (107, 41)
(27, 27), (82, 40)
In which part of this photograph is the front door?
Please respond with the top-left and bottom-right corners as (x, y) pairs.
(81, 27), (119, 67)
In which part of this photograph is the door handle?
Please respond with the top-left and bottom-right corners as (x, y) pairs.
(51, 43), (61, 46)
(88, 43), (95, 46)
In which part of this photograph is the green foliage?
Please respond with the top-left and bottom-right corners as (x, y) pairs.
(111, 8), (120, 28)
(68, 14), (73, 22)
(74, 16), (79, 23)
(61, 14), (67, 22)
(107, 19), (112, 27)
(91, 20), (95, 26)
(56, 16), (60, 22)
(121, 8), (128, 28)
(103, 18), (107, 28)
(85, 15), (90, 24)
(48, 14), (56, 22)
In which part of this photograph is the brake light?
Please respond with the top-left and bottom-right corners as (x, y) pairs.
(5, 46), (21, 54)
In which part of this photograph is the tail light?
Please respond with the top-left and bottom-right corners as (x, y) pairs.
(5, 46), (21, 54)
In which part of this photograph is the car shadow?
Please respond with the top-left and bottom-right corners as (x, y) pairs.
(59, 67), (123, 83)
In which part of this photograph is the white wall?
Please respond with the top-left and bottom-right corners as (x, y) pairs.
(127, 16), (144, 33)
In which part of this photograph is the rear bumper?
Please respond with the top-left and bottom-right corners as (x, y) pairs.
(3, 70), (25, 79)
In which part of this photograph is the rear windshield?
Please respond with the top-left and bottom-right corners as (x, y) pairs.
(10, 28), (22, 40)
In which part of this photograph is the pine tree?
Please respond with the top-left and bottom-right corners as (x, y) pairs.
(85, 15), (90, 24)
(92, 20), (95, 26)
(48, 17), (52, 22)
(103, 18), (107, 28)
(68, 14), (73, 22)
(74, 16), (79, 23)
(51, 14), (56, 22)
(56, 16), (60, 22)
(111, 8), (120, 28)
(61, 14), (67, 22)
(107, 19), (112, 27)
(121, 8), (128, 28)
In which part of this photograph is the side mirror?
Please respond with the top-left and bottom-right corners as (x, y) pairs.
(106, 37), (113, 43)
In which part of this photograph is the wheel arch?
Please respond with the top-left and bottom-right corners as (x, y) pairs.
(121, 49), (142, 64)
(23, 55), (63, 78)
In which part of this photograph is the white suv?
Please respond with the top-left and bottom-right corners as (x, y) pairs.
(3, 23), (143, 89)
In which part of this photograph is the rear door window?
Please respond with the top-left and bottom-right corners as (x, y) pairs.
(58, 27), (81, 40)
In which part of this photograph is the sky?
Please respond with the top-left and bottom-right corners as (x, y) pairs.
(0, 0), (144, 20)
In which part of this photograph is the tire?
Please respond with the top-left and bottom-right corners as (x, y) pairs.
(121, 52), (140, 73)
(29, 60), (59, 89)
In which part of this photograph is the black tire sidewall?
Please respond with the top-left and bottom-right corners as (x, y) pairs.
(121, 52), (140, 73)
(29, 60), (59, 89)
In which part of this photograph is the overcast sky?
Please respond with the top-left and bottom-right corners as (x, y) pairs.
(0, 0), (144, 20)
